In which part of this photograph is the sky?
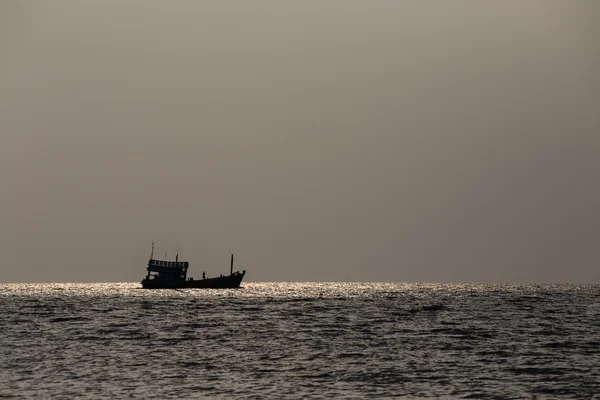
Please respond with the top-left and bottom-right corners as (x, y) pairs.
(1, 1), (599, 283)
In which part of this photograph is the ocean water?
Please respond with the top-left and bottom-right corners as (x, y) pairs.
(0, 283), (598, 399)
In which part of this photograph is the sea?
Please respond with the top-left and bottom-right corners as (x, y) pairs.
(0, 283), (598, 399)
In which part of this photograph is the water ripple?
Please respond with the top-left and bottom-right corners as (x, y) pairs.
(0, 282), (598, 398)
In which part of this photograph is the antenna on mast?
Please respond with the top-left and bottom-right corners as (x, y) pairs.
(150, 241), (154, 260)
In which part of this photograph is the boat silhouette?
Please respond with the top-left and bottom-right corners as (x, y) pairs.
(141, 243), (245, 289)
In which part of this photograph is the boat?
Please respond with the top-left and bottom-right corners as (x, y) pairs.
(141, 243), (246, 289)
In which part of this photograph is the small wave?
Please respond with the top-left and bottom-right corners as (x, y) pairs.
(508, 367), (565, 375)
(421, 303), (445, 312)
(8, 318), (34, 324)
(156, 336), (197, 343)
(179, 361), (202, 368)
(299, 372), (333, 380)
(49, 316), (90, 323)
(338, 352), (364, 359)
(534, 387), (578, 396)
(542, 341), (575, 349)
(183, 323), (203, 329)
(461, 393), (488, 398)
(79, 336), (109, 341)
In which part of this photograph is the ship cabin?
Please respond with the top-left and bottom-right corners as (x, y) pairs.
(145, 254), (190, 283)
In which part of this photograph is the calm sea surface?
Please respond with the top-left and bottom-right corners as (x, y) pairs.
(0, 283), (598, 399)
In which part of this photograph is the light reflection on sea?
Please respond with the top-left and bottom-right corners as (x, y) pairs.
(1, 282), (598, 398)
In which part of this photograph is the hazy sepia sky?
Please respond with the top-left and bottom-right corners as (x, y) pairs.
(1, 1), (598, 283)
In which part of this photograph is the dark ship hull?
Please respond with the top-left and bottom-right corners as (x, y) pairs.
(141, 271), (245, 289)
(141, 246), (245, 289)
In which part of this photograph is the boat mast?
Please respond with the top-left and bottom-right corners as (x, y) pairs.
(150, 241), (154, 260)
(230, 253), (234, 275)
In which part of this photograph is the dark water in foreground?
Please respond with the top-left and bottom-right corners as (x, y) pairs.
(0, 283), (598, 399)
